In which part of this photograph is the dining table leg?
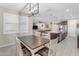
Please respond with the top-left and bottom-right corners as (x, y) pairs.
(31, 50), (35, 56)
(16, 38), (23, 56)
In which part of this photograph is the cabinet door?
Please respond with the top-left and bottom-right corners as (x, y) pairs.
(3, 12), (19, 34)
(77, 36), (79, 48)
(19, 16), (29, 33)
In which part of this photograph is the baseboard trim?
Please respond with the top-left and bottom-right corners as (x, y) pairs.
(0, 43), (16, 48)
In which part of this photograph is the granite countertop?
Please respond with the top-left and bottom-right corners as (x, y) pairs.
(18, 35), (49, 50)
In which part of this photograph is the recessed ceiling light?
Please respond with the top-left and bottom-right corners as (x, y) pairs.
(66, 9), (70, 12)
(47, 9), (51, 12)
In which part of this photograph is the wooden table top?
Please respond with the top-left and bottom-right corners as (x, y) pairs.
(18, 35), (49, 50)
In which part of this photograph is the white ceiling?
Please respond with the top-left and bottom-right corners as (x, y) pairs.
(39, 3), (79, 20)
(0, 3), (79, 20)
(0, 3), (26, 11)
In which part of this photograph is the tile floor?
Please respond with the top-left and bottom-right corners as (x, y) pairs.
(0, 44), (17, 56)
(56, 36), (79, 56)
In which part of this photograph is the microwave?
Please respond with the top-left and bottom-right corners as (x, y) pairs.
(33, 25), (38, 30)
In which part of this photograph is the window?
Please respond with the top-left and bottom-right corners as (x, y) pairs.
(19, 16), (29, 33)
(3, 12), (19, 34)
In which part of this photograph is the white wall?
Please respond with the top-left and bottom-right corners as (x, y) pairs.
(0, 8), (18, 46)
(0, 7), (32, 46)
(68, 20), (77, 37)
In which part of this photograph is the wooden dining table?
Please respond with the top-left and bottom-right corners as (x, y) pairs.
(16, 35), (50, 56)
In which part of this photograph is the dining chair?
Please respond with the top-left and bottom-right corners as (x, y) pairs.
(46, 33), (59, 56)
(48, 39), (56, 56)
(16, 37), (24, 56)
(21, 43), (32, 56)
(35, 47), (49, 56)
(35, 40), (56, 56)
(35, 32), (58, 56)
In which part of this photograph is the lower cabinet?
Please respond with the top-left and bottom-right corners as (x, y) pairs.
(77, 36), (79, 48)
(58, 32), (67, 43)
